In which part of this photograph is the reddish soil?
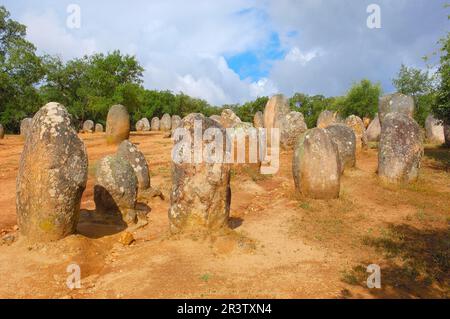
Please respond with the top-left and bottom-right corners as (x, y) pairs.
(0, 132), (448, 298)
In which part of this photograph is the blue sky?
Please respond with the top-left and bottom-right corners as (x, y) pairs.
(3, 0), (449, 105)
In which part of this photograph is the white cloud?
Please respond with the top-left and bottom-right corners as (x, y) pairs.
(143, 55), (277, 105)
(284, 47), (322, 65)
(21, 10), (97, 59)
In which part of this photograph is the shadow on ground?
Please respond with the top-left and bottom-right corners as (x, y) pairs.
(424, 146), (450, 171)
(341, 223), (449, 298)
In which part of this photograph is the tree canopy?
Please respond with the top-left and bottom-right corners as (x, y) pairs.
(432, 30), (450, 125)
(393, 64), (436, 126)
(0, 6), (45, 132)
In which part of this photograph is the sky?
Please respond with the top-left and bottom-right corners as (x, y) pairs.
(3, 0), (449, 105)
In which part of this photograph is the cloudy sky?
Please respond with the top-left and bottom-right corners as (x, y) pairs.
(4, 0), (449, 105)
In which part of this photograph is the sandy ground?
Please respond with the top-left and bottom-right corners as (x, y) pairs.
(0, 132), (448, 299)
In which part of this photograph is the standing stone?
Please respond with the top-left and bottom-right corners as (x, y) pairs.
(220, 109), (241, 128)
(169, 115), (183, 136)
(366, 114), (381, 142)
(263, 95), (290, 149)
(292, 128), (341, 199)
(263, 94), (290, 130)
(317, 110), (341, 128)
(378, 112), (423, 184)
(278, 111), (308, 149)
(363, 117), (371, 129)
(94, 155), (138, 225)
(136, 118), (150, 132)
(16, 102), (88, 242)
(0, 124), (4, 139)
(165, 115), (183, 138)
(117, 140), (151, 192)
(95, 123), (104, 133)
(425, 115), (445, 144)
(172, 115), (182, 131)
(169, 113), (231, 233)
(209, 115), (222, 125)
(229, 122), (254, 139)
(160, 113), (172, 131)
(135, 119), (142, 131)
(105, 104), (130, 145)
(20, 118), (32, 139)
(253, 111), (264, 128)
(445, 124), (450, 147)
(345, 115), (368, 151)
(378, 93), (415, 126)
(326, 124), (356, 173)
(151, 117), (160, 131)
(82, 120), (94, 133)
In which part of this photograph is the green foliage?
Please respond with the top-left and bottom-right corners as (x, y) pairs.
(416, 93), (437, 127)
(40, 51), (144, 127)
(393, 64), (434, 97)
(290, 93), (334, 128)
(289, 80), (380, 129)
(393, 64), (437, 126)
(432, 31), (450, 125)
(230, 96), (268, 122)
(0, 6), (45, 132)
(340, 79), (382, 119)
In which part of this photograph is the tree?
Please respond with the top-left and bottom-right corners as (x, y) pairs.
(290, 94), (332, 128)
(231, 96), (268, 122)
(393, 64), (436, 126)
(341, 79), (382, 119)
(0, 6), (45, 132)
(393, 64), (433, 97)
(40, 51), (145, 126)
(432, 31), (450, 126)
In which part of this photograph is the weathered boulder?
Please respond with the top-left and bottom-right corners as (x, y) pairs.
(171, 115), (182, 131)
(378, 112), (423, 184)
(326, 124), (356, 173)
(209, 115), (222, 125)
(135, 119), (142, 131)
(253, 111), (264, 128)
(345, 115), (368, 151)
(379, 93), (415, 126)
(263, 95), (290, 149)
(278, 111), (308, 149)
(16, 102), (88, 242)
(136, 118), (150, 132)
(117, 140), (151, 192)
(445, 124), (450, 147)
(363, 117), (371, 129)
(228, 122), (254, 139)
(292, 128), (341, 199)
(169, 113), (231, 233)
(105, 104), (130, 145)
(160, 113), (172, 131)
(20, 118), (32, 139)
(366, 114), (381, 142)
(0, 124), (4, 139)
(425, 114), (445, 144)
(220, 109), (241, 128)
(94, 155), (138, 224)
(317, 110), (341, 128)
(263, 94), (290, 129)
(164, 115), (183, 138)
(82, 120), (94, 133)
(151, 117), (160, 131)
(95, 123), (104, 133)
